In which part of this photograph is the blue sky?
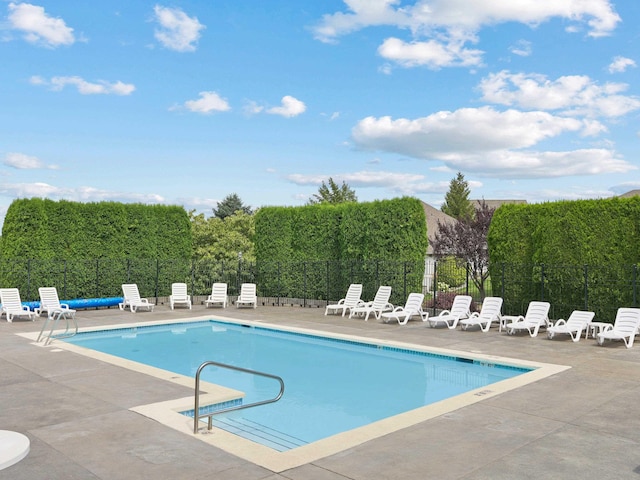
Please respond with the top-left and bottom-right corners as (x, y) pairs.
(1, 0), (639, 226)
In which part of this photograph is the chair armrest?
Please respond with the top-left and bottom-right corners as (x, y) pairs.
(438, 309), (451, 317)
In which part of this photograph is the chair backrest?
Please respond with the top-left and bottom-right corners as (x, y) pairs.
(566, 310), (595, 328)
(524, 301), (550, 324)
(612, 308), (640, 335)
(39, 287), (62, 309)
(343, 284), (363, 307)
(450, 295), (472, 318)
(171, 283), (188, 298)
(0, 288), (23, 311)
(211, 282), (228, 299)
(404, 293), (424, 313)
(122, 284), (142, 302)
(239, 283), (256, 301)
(479, 297), (503, 319)
(371, 286), (392, 308)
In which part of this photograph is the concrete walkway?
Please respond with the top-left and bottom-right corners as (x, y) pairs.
(1, 302), (640, 479)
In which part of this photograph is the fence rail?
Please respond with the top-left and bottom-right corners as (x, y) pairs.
(0, 258), (637, 322)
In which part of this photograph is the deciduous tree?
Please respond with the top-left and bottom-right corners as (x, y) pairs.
(433, 200), (495, 299)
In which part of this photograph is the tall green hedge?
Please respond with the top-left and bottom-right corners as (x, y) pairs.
(0, 199), (192, 297)
(488, 197), (640, 319)
(255, 197), (427, 303)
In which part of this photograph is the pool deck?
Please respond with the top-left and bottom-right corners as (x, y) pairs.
(2, 302), (640, 479)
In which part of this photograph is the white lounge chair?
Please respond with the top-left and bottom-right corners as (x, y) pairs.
(505, 301), (551, 337)
(428, 295), (472, 329)
(119, 284), (155, 313)
(459, 297), (503, 332)
(0, 288), (36, 323)
(169, 282), (191, 310)
(596, 307), (640, 348)
(325, 284), (362, 317)
(236, 283), (257, 308)
(547, 310), (595, 342)
(380, 292), (426, 325)
(35, 287), (75, 319)
(205, 282), (228, 308)
(349, 285), (393, 321)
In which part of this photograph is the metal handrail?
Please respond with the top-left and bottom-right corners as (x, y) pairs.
(193, 360), (285, 434)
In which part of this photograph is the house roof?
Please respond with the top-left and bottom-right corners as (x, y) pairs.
(422, 199), (527, 255)
(471, 199), (527, 209)
(421, 201), (456, 255)
(618, 190), (640, 198)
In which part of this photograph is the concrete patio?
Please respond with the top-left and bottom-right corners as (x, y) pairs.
(1, 301), (640, 479)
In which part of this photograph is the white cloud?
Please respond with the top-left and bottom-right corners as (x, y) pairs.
(608, 56), (636, 73)
(7, 2), (75, 47)
(30, 75), (135, 95)
(243, 100), (264, 115)
(352, 107), (595, 158)
(0, 182), (164, 203)
(378, 36), (483, 69)
(266, 96), (306, 118)
(478, 70), (640, 118)
(312, 0), (620, 68)
(177, 91), (231, 114)
(153, 5), (205, 52)
(286, 170), (450, 195)
(3, 152), (58, 170)
(509, 39), (532, 57)
(350, 107), (635, 179)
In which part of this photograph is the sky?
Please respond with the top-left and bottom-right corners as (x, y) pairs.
(1, 0), (639, 227)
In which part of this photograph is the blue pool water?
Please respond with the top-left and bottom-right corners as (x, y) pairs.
(65, 320), (531, 451)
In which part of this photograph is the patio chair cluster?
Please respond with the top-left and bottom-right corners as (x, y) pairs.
(325, 285), (640, 349)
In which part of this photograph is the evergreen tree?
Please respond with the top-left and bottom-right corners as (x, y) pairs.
(308, 177), (357, 205)
(213, 193), (252, 219)
(441, 172), (474, 220)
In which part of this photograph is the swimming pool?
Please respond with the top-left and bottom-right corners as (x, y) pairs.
(65, 320), (529, 448)
(43, 316), (568, 472)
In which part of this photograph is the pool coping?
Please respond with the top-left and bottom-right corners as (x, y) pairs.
(17, 315), (570, 473)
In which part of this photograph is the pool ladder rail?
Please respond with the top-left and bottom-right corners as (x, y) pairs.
(194, 361), (285, 434)
(36, 309), (78, 346)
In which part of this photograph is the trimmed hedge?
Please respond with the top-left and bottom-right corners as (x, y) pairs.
(0, 199), (192, 297)
(255, 197), (427, 303)
(488, 197), (640, 320)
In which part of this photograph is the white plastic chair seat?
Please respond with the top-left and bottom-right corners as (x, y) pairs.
(428, 295), (472, 329)
(169, 283), (191, 310)
(205, 283), (228, 308)
(325, 284), (362, 317)
(380, 293), (426, 325)
(547, 311), (595, 342)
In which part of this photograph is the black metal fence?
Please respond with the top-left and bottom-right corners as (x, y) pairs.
(1, 258), (637, 321)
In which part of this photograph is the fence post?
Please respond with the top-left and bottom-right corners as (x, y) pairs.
(501, 263), (505, 300)
(465, 262), (470, 296)
(432, 258), (438, 315)
(584, 264), (589, 310)
(303, 261), (307, 307)
(63, 260), (68, 299)
(27, 259), (32, 299)
(95, 258), (100, 298)
(155, 259), (160, 302)
(540, 263), (545, 301)
(403, 262), (408, 301)
(634, 265), (638, 307)
(326, 261), (330, 303)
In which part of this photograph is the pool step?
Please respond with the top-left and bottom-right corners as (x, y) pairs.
(211, 416), (307, 452)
